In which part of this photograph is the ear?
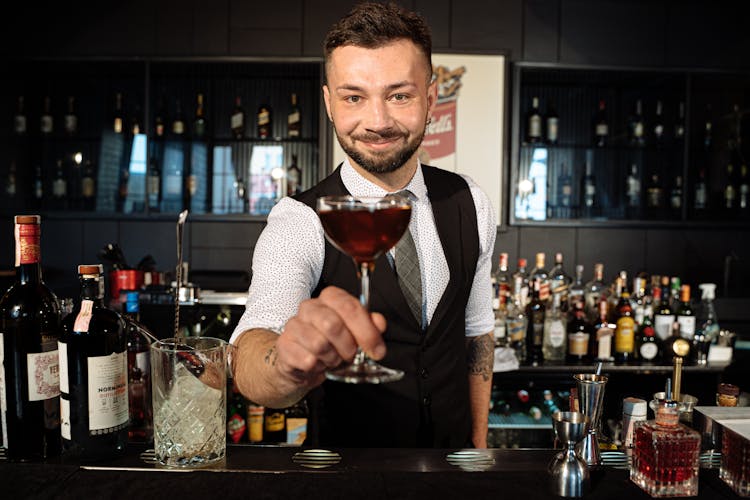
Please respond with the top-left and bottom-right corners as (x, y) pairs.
(322, 84), (333, 122)
(426, 79), (438, 121)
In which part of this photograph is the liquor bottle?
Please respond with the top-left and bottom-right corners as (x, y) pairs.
(493, 252), (511, 311)
(33, 164), (44, 206)
(696, 283), (720, 342)
(131, 105), (142, 136)
(193, 93), (207, 139)
(740, 164), (749, 217)
(631, 399), (700, 497)
(287, 93), (301, 138)
(147, 157), (161, 211)
(568, 264), (585, 312)
(247, 401), (264, 443)
(263, 407), (287, 444)
(592, 299), (614, 362)
(629, 99), (645, 147)
(646, 173), (665, 217)
(614, 289), (636, 364)
(631, 274), (648, 327)
(626, 163), (642, 217)
(557, 163), (573, 213)
(545, 102), (559, 145)
(286, 154), (302, 196)
(693, 167), (708, 214)
(584, 263), (607, 322)
(652, 100), (665, 144)
(59, 264), (129, 459)
(122, 291), (152, 442)
(172, 99), (185, 137)
(548, 252), (572, 308)
(675, 284), (695, 341)
(154, 97), (166, 139)
(525, 279), (545, 366)
(231, 96), (246, 139)
(542, 293), (566, 362)
(669, 276), (682, 311)
(662, 321), (690, 364)
(257, 99), (272, 139)
(525, 96), (542, 144)
(285, 399), (308, 445)
(724, 148), (740, 215)
(52, 159), (68, 208)
(594, 99), (608, 147)
(512, 258), (530, 307)
(0, 215), (62, 460)
(636, 303), (660, 363)
(506, 275), (528, 364)
(227, 382), (247, 444)
(64, 96), (78, 136)
(669, 175), (683, 217)
(113, 92), (124, 134)
(653, 280), (674, 342)
(529, 252), (549, 301)
(567, 300), (592, 364)
(674, 101), (686, 140)
(40, 96), (54, 135)
(582, 161), (596, 215)
(81, 160), (96, 211)
(13, 96), (27, 135)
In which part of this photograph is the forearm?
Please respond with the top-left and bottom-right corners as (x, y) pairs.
(231, 329), (311, 409)
(466, 332), (494, 448)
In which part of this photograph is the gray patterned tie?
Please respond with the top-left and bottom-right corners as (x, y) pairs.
(395, 193), (422, 326)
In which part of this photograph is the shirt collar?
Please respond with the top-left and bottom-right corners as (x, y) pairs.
(340, 158), (427, 201)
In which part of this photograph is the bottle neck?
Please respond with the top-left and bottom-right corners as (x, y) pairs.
(15, 223), (42, 284)
(17, 262), (42, 284)
(80, 277), (105, 303)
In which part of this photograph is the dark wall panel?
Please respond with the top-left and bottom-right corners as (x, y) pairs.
(230, 0), (302, 30)
(559, 0), (665, 67)
(517, 226), (576, 270)
(415, 0), (452, 50)
(156, 0), (194, 56)
(576, 228), (646, 283)
(523, 0), (559, 63)
(302, 0), (355, 57)
(493, 226), (520, 272)
(230, 29), (303, 56)
(194, 0), (230, 55)
(452, 0), (523, 57)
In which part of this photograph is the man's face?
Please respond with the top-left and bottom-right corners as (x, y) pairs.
(323, 39), (437, 175)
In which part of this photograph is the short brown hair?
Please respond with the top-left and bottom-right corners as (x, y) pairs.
(324, 2), (432, 77)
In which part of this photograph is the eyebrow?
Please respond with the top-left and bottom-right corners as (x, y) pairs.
(335, 81), (417, 93)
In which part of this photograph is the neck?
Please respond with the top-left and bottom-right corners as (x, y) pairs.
(17, 262), (42, 284)
(349, 157), (419, 192)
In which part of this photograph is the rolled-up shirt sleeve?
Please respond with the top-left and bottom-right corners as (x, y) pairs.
(230, 197), (325, 344)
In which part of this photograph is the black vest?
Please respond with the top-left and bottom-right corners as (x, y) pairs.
(295, 165), (480, 447)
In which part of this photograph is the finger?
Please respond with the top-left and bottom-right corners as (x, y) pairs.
(285, 315), (349, 368)
(276, 331), (328, 380)
(318, 287), (386, 360)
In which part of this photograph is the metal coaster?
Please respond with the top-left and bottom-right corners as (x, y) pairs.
(600, 451), (630, 469)
(699, 451), (722, 469)
(446, 450), (496, 472)
(140, 449), (158, 465)
(292, 449), (342, 469)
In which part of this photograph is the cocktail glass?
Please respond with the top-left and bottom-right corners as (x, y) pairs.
(317, 194), (412, 384)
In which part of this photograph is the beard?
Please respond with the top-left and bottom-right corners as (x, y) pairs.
(335, 123), (427, 174)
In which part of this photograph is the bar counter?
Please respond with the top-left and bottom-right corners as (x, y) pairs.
(1, 445), (739, 499)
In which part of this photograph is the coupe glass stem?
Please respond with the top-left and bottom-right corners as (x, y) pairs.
(353, 261), (374, 366)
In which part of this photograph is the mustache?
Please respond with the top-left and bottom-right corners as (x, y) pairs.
(351, 130), (406, 142)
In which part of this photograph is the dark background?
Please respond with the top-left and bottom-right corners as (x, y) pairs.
(1, 0), (749, 317)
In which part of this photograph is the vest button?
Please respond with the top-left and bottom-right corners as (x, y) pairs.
(422, 395), (431, 406)
(420, 368), (428, 379)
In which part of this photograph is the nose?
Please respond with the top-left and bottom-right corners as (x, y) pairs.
(363, 99), (394, 132)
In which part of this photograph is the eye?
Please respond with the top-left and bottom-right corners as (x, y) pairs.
(391, 93), (409, 102)
(345, 95), (361, 104)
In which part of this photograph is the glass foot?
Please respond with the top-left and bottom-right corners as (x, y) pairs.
(326, 358), (404, 384)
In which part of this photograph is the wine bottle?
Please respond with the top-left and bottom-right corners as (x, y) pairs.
(147, 156), (161, 211)
(286, 154), (302, 196)
(231, 96), (245, 139)
(81, 160), (96, 211)
(154, 97), (166, 139)
(257, 99), (272, 139)
(629, 99), (645, 147)
(545, 102), (559, 145)
(287, 93), (301, 138)
(582, 161), (596, 214)
(13, 96), (27, 135)
(131, 105), (143, 136)
(40, 96), (54, 135)
(674, 101), (685, 140)
(172, 99), (185, 137)
(525, 279), (545, 366)
(59, 264), (128, 459)
(525, 96), (542, 144)
(113, 93), (124, 134)
(263, 407), (287, 444)
(652, 100), (664, 144)
(0, 215), (62, 460)
(626, 163), (642, 218)
(123, 291), (152, 442)
(52, 159), (68, 209)
(64, 96), (78, 136)
(193, 93), (207, 139)
(594, 100), (608, 147)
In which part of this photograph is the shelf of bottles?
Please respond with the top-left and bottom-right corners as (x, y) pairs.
(511, 64), (750, 225)
(1, 60), (321, 217)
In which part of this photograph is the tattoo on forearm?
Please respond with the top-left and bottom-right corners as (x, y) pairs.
(466, 333), (494, 382)
(264, 345), (278, 366)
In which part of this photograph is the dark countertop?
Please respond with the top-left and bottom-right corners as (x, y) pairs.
(0, 446), (740, 499)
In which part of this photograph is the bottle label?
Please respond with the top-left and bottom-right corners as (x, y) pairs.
(264, 412), (285, 432)
(231, 112), (244, 130)
(114, 118), (123, 134)
(286, 417), (307, 445)
(493, 317), (506, 340)
(595, 123), (608, 137)
(87, 351), (129, 434)
(546, 118), (558, 141)
(59, 341), (69, 393)
(172, 121), (185, 135)
(529, 116), (541, 138)
(40, 116), (53, 134)
(248, 406), (264, 442)
(653, 314), (674, 341)
(148, 175), (160, 196)
(74, 300), (94, 333)
(639, 341), (658, 360)
(548, 321), (565, 347)
(258, 110), (270, 126)
(64, 115), (77, 134)
(677, 316), (696, 340)
(14, 222), (41, 266)
(26, 349), (60, 401)
(53, 178), (67, 198)
(615, 318), (635, 353)
(507, 318), (525, 342)
(634, 123), (644, 138)
(568, 332), (589, 356)
(227, 412), (247, 444)
(82, 177), (95, 198)
(14, 115), (26, 134)
(0, 333), (6, 448)
(60, 397), (71, 440)
(596, 327), (613, 359)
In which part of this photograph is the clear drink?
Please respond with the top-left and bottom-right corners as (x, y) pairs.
(151, 337), (227, 468)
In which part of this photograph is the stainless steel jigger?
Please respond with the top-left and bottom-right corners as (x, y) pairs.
(574, 373), (608, 466)
(549, 411), (590, 497)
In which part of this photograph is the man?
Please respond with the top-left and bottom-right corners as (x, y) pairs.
(230, 1), (496, 448)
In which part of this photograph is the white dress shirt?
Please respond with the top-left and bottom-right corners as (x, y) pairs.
(230, 159), (496, 343)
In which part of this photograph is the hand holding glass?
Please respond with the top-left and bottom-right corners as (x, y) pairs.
(316, 194), (412, 383)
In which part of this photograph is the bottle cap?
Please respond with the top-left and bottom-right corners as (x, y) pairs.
(623, 397), (647, 416)
(78, 264), (103, 276)
(718, 383), (740, 396)
(699, 283), (717, 300)
(14, 214), (41, 225)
